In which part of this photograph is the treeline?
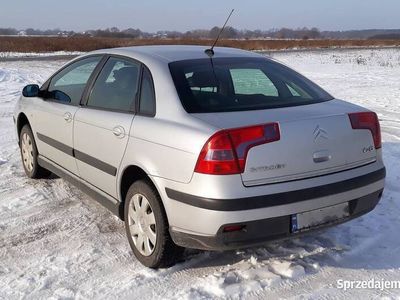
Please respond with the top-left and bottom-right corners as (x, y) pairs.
(0, 28), (75, 36)
(0, 26), (321, 39)
(1, 26), (400, 40)
(369, 33), (400, 40)
(166, 27), (322, 40)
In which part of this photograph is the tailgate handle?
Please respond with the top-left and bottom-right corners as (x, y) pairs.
(313, 150), (331, 163)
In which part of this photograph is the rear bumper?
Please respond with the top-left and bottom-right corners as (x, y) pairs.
(166, 167), (385, 211)
(157, 162), (385, 240)
(170, 189), (384, 250)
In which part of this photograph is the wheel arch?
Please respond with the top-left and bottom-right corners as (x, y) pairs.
(16, 112), (31, 143)
(118, 164), (165, 220)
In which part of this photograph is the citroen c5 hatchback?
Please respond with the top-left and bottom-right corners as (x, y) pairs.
(14, 46), (385, 268)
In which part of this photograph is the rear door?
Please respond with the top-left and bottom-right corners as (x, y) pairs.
(34, 56), (103, 175)
(73, 56), (140, 198)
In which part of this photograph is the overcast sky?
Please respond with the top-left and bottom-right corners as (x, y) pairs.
(1, 0), (400, 32)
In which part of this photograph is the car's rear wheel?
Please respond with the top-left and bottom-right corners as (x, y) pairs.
(20, 125), (51, 178)
(124, 180), (183, 268)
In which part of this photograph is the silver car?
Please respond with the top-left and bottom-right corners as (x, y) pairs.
(14, 46), (385, 268)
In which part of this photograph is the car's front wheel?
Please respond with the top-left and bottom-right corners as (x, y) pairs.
(124, 180), (182, 268)
(19, 125), (51, 179)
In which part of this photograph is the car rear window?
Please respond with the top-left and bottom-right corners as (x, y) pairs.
(169, 57), (333, 113)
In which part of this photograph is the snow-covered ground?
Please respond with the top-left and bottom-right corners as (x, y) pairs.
(0, 48), (400, 299)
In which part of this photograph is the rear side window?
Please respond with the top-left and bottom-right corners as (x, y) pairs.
(169, 57), (333, 113)
(48, 56), (101, 105)
(138, 67), (156, 116)
(87, 57), (140, 112)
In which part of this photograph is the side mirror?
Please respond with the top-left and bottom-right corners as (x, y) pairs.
(22, 84), (40, 97)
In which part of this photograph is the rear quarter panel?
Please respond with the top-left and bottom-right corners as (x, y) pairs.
(119, 115), (215, 185)
(117, 114), (220, 212)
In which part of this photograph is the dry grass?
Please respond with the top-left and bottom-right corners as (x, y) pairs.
(1, 36), (400, 53)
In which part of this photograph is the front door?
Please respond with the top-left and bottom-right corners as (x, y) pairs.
(73, 57), (140, 198)
(34, 56), (103, 175)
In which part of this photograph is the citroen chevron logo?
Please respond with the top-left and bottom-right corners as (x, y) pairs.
(313, 125), (328, 142)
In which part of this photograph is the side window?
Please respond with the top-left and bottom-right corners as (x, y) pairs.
(87, 57), (139, 112)
(139, 68), (156, 116)
(230, 69), (279, 97)
(48, 56), (101, 105)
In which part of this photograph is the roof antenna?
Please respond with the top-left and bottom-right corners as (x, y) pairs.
(205, 9), (235, 57)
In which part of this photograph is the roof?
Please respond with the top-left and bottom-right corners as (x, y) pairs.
(91, 45), (262, 63)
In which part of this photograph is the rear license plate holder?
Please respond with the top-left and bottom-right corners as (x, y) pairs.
(291, 202), (350, 233)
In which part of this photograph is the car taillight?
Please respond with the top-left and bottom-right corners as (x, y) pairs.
(195, 123), (280, 175)
(348, 112), (381, 149)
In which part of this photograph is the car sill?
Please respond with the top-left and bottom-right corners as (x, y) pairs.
(37, 155), (123, 219)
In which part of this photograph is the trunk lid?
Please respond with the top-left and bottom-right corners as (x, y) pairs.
(193, 99), (377, 186)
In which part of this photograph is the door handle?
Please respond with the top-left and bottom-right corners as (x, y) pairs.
(112, 126), (125, 138)
(63, 112), (72, 122)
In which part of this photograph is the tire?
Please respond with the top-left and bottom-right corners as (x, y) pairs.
(124, 179), (183, 268)
(19, 125), (51, 179)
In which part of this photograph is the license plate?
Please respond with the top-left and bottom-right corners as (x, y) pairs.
(291, 202), (350, 233)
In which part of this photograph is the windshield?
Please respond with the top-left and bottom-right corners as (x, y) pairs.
(169, 57), (333, 113)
